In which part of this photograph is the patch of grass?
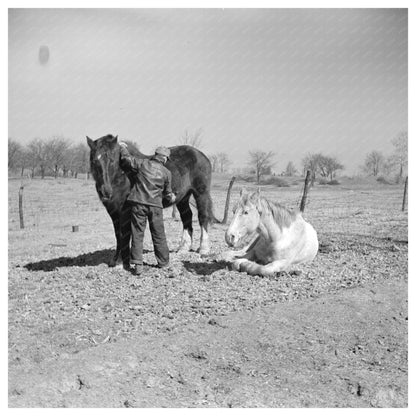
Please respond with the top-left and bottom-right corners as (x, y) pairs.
(318, 179), (340, 186)
(235, 175), (255, 183)
(376, 176), (392, 185)
(261, 177), (290, 187)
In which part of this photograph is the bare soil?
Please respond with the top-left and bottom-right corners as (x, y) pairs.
(8, 177), (408, 407)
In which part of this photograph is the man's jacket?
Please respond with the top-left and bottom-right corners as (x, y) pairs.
(119, 146), (175, 208)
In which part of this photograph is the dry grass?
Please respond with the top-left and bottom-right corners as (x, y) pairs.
(8, 176), (408, 407)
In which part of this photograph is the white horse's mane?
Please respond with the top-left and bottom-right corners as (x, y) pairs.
(240, 193), (298, 230)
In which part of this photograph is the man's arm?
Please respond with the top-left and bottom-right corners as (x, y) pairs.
(119, 143), (141, 173)
(163, 170), (176, 203)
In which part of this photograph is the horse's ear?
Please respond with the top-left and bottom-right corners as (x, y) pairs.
(86, 136), (95, 149)
(251, 188), (261, 203)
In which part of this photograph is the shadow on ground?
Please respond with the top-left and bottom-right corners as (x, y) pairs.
(182, 260), (229, 276)
(23, 249), (116, 271)
(23, 248), (180, 272)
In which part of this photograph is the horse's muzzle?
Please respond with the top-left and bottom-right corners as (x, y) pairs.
(100, 185), (113, 201)
(225, 232), (238, 247)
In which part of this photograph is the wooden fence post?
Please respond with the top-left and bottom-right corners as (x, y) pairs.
(402, 176), (408, 211)
(222, 176), (236, 224)
(300, 170), (312, 213)
(19, 186), (24, 229)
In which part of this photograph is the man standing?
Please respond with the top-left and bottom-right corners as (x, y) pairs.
(119, 143), (176, 275)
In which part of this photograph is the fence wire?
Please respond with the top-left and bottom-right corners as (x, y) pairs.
(8, 177), (408, 243)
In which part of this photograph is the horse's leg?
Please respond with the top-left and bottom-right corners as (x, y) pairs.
(193, 192), (212, 255)
(231, 250), (257, 270)
(237, 258), (293, 277)
(108, 207), (121, 267)
(120, 202), (132, 267)
(223, 234), (260, 262)
(176, 195), (193, 252)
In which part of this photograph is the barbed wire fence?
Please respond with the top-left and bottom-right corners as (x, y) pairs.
(9, 174), (408, 243)
(209, 174), (408, 242)
(8, 178), (107, 232)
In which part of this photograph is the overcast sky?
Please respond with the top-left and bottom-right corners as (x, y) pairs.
(8, 8), (407, 174)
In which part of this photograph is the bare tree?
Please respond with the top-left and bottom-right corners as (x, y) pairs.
(209, 154), (219, 172)
(327, 158), (344, 180)
(248, 150), (275, 184)
(18, 148), (31, 177)
(317, 155), (330, 178)
(216, 152), (231, 173)
(302, 153), (344, 183)
(383, 155), (397, 177)
(362, 150), (385, 177)
(180, 128), (203, 148)
(302, 153), (321, 185)
(66, 143), (90, 178)
(27, 138), (47, 178)
(317, 156), (344, 180)
(390, 131), (408, 182)
(8, 138), (23, 170)
(284, 161), (298, 176)
(45, 136), (71, 178)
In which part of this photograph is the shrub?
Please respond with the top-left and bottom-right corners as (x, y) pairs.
(235, 175), (255, 183)
(376, 176), (392, 185)
(261, 177), (290, 187)
(318, 178), (340, 185)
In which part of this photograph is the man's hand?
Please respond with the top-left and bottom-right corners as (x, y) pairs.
(170, 193), (176, 204)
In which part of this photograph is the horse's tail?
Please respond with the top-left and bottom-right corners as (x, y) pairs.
(189, 191), (221, 224)
(207, 192), (221, 224)
(192, 148), (222, 224)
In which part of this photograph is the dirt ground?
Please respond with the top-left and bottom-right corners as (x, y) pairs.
(8, 177), (408, 407)
(9, 279), (407, 408)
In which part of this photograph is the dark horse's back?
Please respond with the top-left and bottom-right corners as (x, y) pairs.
(87, 134), (215, 264)
(165, 145), (212, 209)
(127, 143), (213, 214)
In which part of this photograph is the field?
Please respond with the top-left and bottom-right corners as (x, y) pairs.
(8, 174), (408, 407)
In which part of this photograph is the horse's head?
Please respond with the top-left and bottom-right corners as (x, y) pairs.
(225, 188), (261, 248)
(87, 134), (121, 201)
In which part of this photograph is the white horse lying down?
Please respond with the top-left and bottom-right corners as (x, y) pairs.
(224, 189), (319, 276)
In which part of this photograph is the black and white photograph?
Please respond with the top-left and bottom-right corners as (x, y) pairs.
(8, 5), (409, 408)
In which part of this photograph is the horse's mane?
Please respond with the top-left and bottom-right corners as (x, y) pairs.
(241, 193), (298, 229)
(96, 134), (143, 157)
(102, 134), (116, 143)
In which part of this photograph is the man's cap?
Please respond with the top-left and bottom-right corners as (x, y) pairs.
(155, 146), (170, 158)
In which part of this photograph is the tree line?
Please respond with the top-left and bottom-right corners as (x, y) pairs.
(361, 131), (408, 182)
(8, 136), (90, 179)
(9, 130), (407, 184)
(243, 130), (407, 184)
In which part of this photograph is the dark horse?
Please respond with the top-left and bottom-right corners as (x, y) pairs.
(87, 134), (214, 266)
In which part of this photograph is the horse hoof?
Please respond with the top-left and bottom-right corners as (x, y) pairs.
(177, 245), (192, 253)
(231, 261), (241, 271)
(197, 248), (210, 257)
